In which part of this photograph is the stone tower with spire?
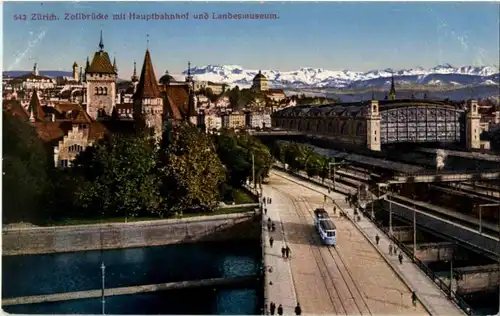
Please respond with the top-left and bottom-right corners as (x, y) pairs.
(85, 31), (117, 120)
(389, 74), (396, 100)
(131, 61), (139, 93)
(133, 49), (163, 140)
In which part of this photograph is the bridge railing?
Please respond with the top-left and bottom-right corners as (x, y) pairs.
(370, 217), (474, 316)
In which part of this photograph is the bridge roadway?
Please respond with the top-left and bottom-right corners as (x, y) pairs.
(263, 172), (432, 315)
(267, 169), (466, 315)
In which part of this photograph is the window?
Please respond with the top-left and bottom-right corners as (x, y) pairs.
(104, 87), (108, 95)
(95, 87), (99, 95)
(327, 231), (335, 237)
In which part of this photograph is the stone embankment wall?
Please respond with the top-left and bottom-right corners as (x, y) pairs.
(3, 212), (260, 256)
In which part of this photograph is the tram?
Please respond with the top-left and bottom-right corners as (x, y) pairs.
(313, 208), (337, 246)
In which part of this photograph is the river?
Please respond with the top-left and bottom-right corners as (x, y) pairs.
(2, 239), (263, 314)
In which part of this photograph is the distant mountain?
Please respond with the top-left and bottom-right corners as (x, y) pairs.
(183, 64), (499, 89)
(3, 71), (73, 78)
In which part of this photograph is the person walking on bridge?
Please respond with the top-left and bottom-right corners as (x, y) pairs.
(269, 236), (274, 247)
(285, 245), (291, 259)
(277, 304), (283, 315)
(281, 245), (286, 258)
(389, 243), (393, 256)
(375, 234), (380, 245)
(412, 291), (417, 307)
(294, 303), (302, 315)
(270, 302), (276, 315)
(398, 252), (403, 264)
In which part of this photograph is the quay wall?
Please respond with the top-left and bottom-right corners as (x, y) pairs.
(2, 212), (261, 256)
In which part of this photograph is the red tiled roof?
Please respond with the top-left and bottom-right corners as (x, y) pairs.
(3, 100), (29, 120)
(164, 85), (189, 117)
(70, 107), (93, 124)
(134, 50), (161, 99)
(54, 102), (80, 114)
(163, 94), (182, 120)
(87, 51), (116, 74)
(32, 121), (69, 144)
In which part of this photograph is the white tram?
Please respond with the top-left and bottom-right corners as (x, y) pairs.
(314, 208), (337, 246)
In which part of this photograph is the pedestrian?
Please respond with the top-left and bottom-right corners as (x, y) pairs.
(412, 291), (417, 307)
(264, 208), (268, 215)
(270, 198), (272, 204)
(270, 236), (274, 247)
(267, 222), (272, 231)
(263, 197), (266, 205)
(375, 234), (380, 245)
(270, 302), (276, 315)
(285, 245), (291, 258)
(324, 194), (327, 202)
(271, 222), (276, 232)
(333, 206), (336, 215)
(281, 246), (286, 258)
(389, 244), (393, 256)
(277, 304), (283, 315)
(295, 303), (302, 316)
(399, 252), (403, 264)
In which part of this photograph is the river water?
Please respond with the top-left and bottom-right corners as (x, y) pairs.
(2, 240), (263, 314)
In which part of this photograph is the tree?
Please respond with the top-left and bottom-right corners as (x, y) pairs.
(213, 130), (273, 188)
(72, 132), (162, 218)
(160, 122), (225, 214)
(2, 113), (52, 223)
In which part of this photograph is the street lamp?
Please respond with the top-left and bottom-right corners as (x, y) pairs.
(412, 194), (417, 263)
(328, 159), (345, 192)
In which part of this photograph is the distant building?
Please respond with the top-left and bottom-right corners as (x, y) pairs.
(228, 111), (246, 129)
(251, 70), (269, 92)
(10, 63), (55, 91)
(246, 111), (272, 129)
(267, 89), (286, 102)
(204, 114), (222, 132)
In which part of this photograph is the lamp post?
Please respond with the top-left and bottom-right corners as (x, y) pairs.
(101, 262), (106, 315)
(328, 159), (345, 192)
(412, 194), (417, 263)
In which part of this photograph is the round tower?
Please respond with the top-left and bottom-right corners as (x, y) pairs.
(73, 62), (79, 82)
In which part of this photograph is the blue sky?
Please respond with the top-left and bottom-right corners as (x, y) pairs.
(3, 1), (499, 78)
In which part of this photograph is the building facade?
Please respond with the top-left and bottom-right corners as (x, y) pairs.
(251, 71), (269, 92)
(85, 32), (117, 120)
(272, 99), (483, 151)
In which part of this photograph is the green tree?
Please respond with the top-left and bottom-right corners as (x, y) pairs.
(160, 122), (225, 214)
(2, 113), (52, 223)
(72, 132), (162, 218)
(214, 130), (273, 188)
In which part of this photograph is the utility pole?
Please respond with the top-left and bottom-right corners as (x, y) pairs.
(328, 159), (345, 192)
(252, 153), (256, 190)
(101, 262), (106, 315)
(413, 194), (417, 263)
(449, 243), (454, 299)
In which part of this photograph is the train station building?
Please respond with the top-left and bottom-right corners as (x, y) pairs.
(272, 98), (486, 151)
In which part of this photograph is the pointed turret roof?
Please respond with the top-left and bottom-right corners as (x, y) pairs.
(389, 74), (396, 100)
(87, 32), (116, 74)
(28, 89), (45, 121)
(134, 49), (161, 99)
(131, 61), (139, 82)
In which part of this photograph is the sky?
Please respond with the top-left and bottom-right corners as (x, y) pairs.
(2, 1), (499, 79)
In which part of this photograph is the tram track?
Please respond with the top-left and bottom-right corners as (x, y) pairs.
(271, 183), (372, 315)
(298, 196), (372, 316)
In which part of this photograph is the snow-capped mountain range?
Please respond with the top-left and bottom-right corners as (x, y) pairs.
(184, 64), (499, 89)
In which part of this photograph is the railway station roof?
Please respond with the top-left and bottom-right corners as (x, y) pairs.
(275, 99), (464, 118)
